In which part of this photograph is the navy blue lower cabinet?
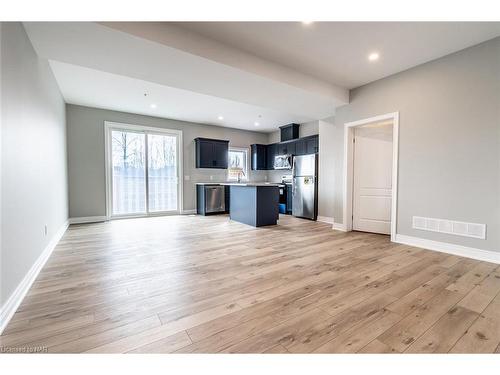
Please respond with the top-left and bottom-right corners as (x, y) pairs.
(229, 185), (279, 227)
(286, 184), (293, 214)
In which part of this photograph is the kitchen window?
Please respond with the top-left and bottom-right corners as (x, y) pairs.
(228, 147), (248, 181)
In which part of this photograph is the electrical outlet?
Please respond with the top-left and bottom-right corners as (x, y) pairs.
(44, 225), (48, 236)
(209, 175), (213, 181)
(184, 175), (190, 181)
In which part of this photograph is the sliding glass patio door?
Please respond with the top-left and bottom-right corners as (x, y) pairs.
(147, 133), (178, 213)
(107, 123), (181, 218)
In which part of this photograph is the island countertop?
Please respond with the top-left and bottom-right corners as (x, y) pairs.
(196, 182), (283, 187)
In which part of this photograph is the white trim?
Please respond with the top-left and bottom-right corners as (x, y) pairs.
(108, 211), (181, 221)
(181, 209), (197, 215)
(0, 220), (69, 334)
(69, 216), (107, 224)
(342, 112), (399, 241)
(332, 222), (348, 232)
(104, 121), (184, 220)
(317, 216), (334, 224)
(104, 122), (112, 219)
(394, 234), (500, 265)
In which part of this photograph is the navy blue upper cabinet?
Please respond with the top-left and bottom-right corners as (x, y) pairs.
(290, 135), (318, 156)
(197, 139), (214, 166)
(195, 138), (229, 169)
(251, 144), (267, 170)
(213, 141), (229, 168)
(295, 139), (306, 155)
(283, 141), (296, 155)
(276, 143), (286, 155)
(279, 123), (300, 142)
(280, 141), (297, 155)
(266, 143), (277, 170)
(251, 135), (318, 170)
(305, 135), (319, 154)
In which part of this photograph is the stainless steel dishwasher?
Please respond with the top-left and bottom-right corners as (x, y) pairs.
(205, 185), (225, 213)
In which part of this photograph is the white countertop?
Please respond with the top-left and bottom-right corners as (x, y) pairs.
(221, 182), (282, 187)
(196, 182), (282, 187)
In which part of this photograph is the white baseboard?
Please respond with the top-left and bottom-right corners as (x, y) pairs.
(69, 216), (107, 224)
(317, 216), (334, 224)
(0, 220), (69, 334)
(394, 234), (500, 264)
(332, 222), (348, 232)
(181, 209), (197, 215)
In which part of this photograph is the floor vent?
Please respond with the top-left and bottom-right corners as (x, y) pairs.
(412, 216), (486, 240)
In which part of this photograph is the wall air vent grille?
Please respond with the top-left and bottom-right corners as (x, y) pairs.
(412, 216), (486, 240)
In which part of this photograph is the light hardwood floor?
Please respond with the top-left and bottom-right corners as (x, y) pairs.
(1, 214), (499, 353)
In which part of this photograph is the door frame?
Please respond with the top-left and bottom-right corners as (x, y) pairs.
(104, 121), (183, 220)
(342, 112), (399, 241)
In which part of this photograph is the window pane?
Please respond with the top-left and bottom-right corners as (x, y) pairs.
(111, 130), (146, 215)
(228, 149), (247, 179)
(229, 151), (244, 169)
(148, 134), (178, 212)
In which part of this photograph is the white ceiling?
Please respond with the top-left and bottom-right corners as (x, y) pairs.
(24, 22), (347, 133)
(24, 22), (500, 132)
(49, 60), (312, 132)
(177, 22), (500, 88)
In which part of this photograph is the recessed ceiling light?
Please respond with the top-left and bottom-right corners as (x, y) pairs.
(218, 116), (224, 120)
(368, 52), (380, 61)
(150, 103), (157, 109)
(301, 21), (313, 25)
(254, 122), (260, 127)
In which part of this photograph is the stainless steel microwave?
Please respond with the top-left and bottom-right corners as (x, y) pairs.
(274, 154), (293, 170)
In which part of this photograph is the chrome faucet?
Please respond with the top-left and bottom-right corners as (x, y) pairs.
(237, 170), (246, 183)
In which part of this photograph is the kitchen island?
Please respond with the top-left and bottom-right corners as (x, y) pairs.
(221, 183), (280, 227)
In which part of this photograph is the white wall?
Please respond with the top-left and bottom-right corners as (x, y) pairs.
(318, 118), (336, 220)
(326, 37), (500, 252)
(1, 23), (68, 308)
(66, 104), (269, 217)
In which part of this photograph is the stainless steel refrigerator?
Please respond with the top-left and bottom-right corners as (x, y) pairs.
(292, 154), (318, 220)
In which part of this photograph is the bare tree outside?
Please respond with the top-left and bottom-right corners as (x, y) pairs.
(110, 129), (177, 215)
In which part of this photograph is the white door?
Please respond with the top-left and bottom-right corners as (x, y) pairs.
(352, 123), (393, 234)
(108, 125), (181, 218)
